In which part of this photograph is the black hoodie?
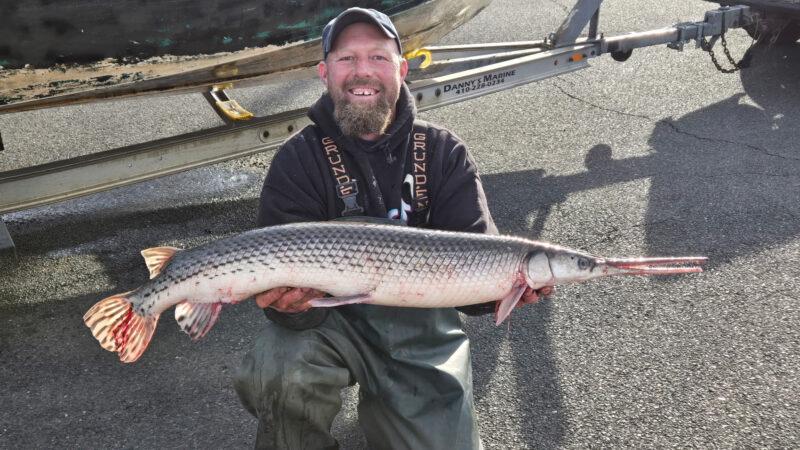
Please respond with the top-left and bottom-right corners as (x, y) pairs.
(257, 83), (497, 319)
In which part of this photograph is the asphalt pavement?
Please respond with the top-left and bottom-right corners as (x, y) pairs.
(1, 0), (798, 448)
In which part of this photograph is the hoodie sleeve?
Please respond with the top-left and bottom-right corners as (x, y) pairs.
(257, 133), (329, 227)
(427, 129), (498, 235)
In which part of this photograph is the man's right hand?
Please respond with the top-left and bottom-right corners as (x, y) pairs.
(255, 287), (327, 313)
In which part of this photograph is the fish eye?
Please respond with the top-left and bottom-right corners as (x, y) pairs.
(577, 258), (590, 270)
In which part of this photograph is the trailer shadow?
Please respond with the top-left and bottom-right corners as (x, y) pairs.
(643, 42), (799, 259)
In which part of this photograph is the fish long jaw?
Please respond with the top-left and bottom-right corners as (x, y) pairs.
(597, 256), (708, 276)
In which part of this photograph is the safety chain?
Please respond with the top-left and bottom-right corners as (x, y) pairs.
(700, 14), (775, 74)
(702, 33), (752, 73)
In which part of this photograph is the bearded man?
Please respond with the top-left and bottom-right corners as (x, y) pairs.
(233, 7), (549, 449)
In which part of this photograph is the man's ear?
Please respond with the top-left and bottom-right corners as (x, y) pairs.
(398, 58), (408, 82)
(318, 61), (328, 86)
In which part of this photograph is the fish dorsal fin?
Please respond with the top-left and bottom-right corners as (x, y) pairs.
(175, 301), (222, 341)
(141, 246), (182, 279)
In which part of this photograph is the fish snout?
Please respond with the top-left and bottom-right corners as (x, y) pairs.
(597, 256), (708, 276)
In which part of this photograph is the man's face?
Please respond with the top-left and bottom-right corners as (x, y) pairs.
(318, 22), (408, 139)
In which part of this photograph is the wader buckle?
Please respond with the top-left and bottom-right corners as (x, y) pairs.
(336, 180), (364, 216)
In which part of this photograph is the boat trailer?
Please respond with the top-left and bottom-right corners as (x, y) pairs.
(0, 1), (759, 257)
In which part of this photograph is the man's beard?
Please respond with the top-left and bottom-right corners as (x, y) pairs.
(329, 78), (398, 138)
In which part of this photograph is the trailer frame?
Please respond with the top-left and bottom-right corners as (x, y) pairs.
(0, 1), (757, 256)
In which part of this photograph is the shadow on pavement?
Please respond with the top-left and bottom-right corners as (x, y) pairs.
(0, 290), (263, 448)
(470, 42), (799, 448)
(644, 42), (799, 258)
(0, 199), (264, 448)
(482, 43), (799, 262)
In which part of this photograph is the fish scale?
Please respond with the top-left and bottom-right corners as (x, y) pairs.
(83, 221), (706, 362)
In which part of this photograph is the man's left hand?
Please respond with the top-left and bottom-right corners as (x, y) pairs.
(516, 286), (554, 308)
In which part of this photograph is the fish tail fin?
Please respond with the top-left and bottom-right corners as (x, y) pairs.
(83, 292), (158, 363)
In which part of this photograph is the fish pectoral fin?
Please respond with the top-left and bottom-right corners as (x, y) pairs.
(175, 301), (222, 341)
(141, 246), (182, 279)
(494, 283), (527, 326)
(308, 294), (374, 307)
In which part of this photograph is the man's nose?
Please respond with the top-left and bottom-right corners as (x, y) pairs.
(354, 57), (373, 77)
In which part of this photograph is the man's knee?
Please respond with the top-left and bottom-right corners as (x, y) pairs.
(233, 323), (349, 412)
(234, 324), (310, 397)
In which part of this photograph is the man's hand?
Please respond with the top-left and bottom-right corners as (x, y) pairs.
(255, 287), (327, 313)
(516, 286), (555, 308)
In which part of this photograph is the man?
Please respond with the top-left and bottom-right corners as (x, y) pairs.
(233, 8), (550, 449)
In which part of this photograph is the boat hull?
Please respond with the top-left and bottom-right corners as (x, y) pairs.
(0, 0), (491, 113)
(1, 0), (429, 69)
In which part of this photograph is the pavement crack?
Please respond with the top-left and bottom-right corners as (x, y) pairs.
(587, 224), (622, 247)
(553, 80), (798, 162)
(552, 81), (652, 121)
(659, 120), (800, 162)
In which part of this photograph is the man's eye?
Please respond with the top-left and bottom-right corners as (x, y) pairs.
(373, 55), (387, 61)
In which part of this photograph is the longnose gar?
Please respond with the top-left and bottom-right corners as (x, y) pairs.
(84, 222), (707, 362)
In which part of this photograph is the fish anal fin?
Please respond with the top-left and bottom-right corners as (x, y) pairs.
(141, 246), (182, 279)
(308, 294), (374, 307)
(175, 301), (222, 341)
(494, 283), (527, 326)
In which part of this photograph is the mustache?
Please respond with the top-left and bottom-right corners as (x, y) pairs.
(342, 78), (384, 92)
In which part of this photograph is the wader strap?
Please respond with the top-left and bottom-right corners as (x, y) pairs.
(407, 123), (431, 227)
(320, 136), (364, 217)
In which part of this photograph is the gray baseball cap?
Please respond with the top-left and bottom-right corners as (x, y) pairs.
(321, 7), (402, 59)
